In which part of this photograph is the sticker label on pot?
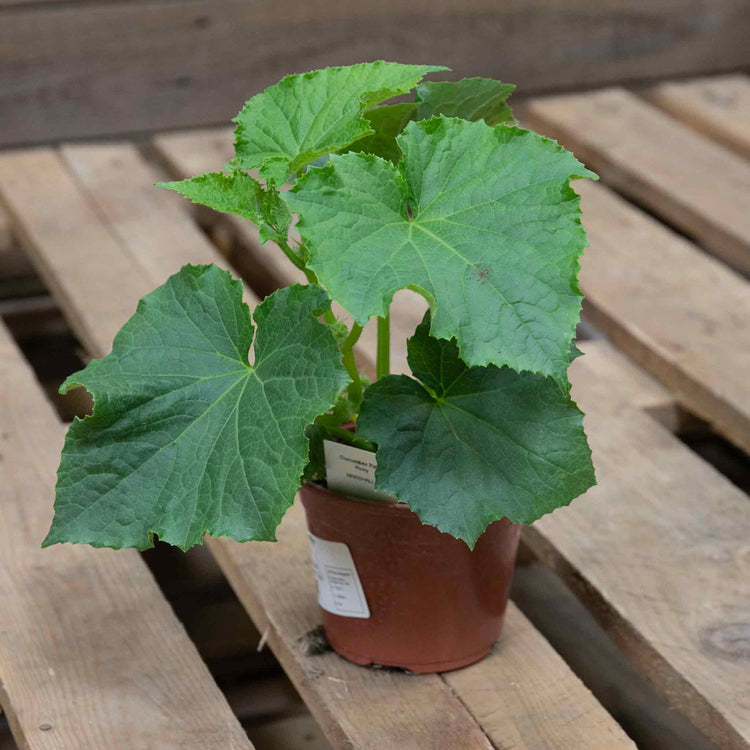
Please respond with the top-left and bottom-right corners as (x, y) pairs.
(308, 532), (371, 618)
(323, 440), (397, 503)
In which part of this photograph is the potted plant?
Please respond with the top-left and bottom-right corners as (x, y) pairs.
(44, 61), (597, 673)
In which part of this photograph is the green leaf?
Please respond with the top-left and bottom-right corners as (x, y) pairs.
(256, 184), (294, 248)
(157, 171), (265, 223)
(158, 171), (293, 250)
(232, 61), (446, 183)
(346, 77), (514, 163)
(347, 103), (418, 163)
(357, 315), (596, 547)
(44, 266), (349, 551)
(285, 116), (596, 381)
(415, 77), (515, 125)
(569, 340), (584, 362)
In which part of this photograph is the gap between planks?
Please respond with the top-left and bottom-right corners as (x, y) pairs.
(0, 142), (637, 749)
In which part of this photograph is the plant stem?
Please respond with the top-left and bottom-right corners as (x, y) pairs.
(327, 426), (358, 444)
(376, 314), (390, 380)
(341, 323), (364, 404)
(278, 241), (318, 284)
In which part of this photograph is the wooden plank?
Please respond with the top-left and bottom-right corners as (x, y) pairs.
(0, 321), (251, 749)
(211, 504), (634, 749)
(155, 125), (750, 743)
(570, 338), (678, 430)
(647, 74), (750, 159)
(0, 149), (155, 356)
(351, 288), (750, 744)
(523, 88), (750, 275)
(442, 605), (637, 749)
(23, 141), (636, 748)
(208, 507), (495, 750)
(577, 179), (750, 453)
(2, 0), (749, 146)
(60, 142), (230, 286)
(521, 345), (750, 750)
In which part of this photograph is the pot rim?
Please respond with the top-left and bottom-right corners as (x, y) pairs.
(302, 481), (414, 517)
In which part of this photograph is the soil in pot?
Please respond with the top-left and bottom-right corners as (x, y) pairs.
(300, 483), (522, 673)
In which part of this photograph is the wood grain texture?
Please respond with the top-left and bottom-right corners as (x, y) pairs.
(0, 321), (251, 749)
(153, 127), (750, 745)
(0, 146), (261, 353)
(59, 141), (261, 312)
(60, 142), (231, 287)
(647, 74), (750, 159)
(18, 140), (636, 748)
(523, 88), (750, 275)
(211, 505), (634, 750)
(208, 509), (492, 750)
(443, 606), (636, 749)
(522, 346), (750, 750)
(577, 179), (750, 453)
(1, 0), (749, 146)
(570, 338), (678, 430)
(372, 286), (750, 745)
(0, 149), (154, 355)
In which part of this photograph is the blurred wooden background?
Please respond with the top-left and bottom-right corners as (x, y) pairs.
(1, 0), (749, 147)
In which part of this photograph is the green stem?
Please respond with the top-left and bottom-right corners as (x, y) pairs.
(301, 266), (319, 285)
(376, 314), (390, 380)
(327, 426), (358, 444)
(341, 323), (364, 404)
(277, 240), (318, 284)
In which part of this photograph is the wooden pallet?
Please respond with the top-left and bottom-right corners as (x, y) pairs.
(0, 73), (748, 749)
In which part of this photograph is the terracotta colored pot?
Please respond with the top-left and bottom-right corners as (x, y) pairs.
(300, 483), (522, 673)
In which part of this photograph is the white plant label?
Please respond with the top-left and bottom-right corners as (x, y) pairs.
(323, 439), (397, 503)
(308, 532), (370, 618)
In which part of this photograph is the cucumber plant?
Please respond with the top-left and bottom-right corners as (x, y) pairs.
(45, 61), (596, 552)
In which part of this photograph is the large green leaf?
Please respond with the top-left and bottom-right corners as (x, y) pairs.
(415, 77), (515, 125)
(357, 315), (595, 547)
(232, 61), (446, 183)
(44, 266), (348, 551)
(285, 116), (596, 381)
(346, 77), (515, 163)
(347, 102), (418, 163)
